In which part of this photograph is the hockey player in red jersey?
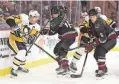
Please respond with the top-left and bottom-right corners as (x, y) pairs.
(70, 9), (117, 77)
(40, 6), (78, 75)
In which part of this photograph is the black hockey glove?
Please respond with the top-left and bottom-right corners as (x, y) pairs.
(27, 35), (36, 44)
(40, 29), (49, 35)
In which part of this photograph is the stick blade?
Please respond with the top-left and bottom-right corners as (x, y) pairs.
(70, 74), (82, 78)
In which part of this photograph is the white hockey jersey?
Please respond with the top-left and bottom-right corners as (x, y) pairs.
(6, 13), (40, 42)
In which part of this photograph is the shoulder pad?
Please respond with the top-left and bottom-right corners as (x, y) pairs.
(100, 14), (107, 20)
(20, 14), (29, 25)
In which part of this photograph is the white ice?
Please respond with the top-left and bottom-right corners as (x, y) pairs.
(0, 51), (119, 84)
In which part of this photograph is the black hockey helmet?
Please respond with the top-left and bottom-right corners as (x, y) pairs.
(58, 5), (67, 13)
(51, 6), (60, 14)
(88, 9), (98, 16)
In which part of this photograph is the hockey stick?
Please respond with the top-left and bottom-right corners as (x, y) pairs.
(70, 51), (89, 78)
(68, 46), (79, 51)
(34, 43), (57, 61)
(26, 20), (50, 54)
(34, 43), (79, 61)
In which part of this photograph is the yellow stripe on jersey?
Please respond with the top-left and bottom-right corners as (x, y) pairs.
(6, 15), (22, 25)
(9, 38), (19, 53)
(105, 18), (113, 25)
(9, 33), (24, 42)
(14, 15), (22, 24)
(29, 28), (39, 36)
(78, 33), (83, 46)
(79, 22), (89, 29)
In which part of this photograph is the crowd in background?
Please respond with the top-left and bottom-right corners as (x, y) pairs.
(0, 1), (118, 28)
(0, 1), (81, 27)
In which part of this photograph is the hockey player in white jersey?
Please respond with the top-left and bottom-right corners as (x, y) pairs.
(6, 10), (40, 77)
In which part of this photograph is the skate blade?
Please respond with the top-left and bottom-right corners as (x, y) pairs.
(18, 70), (29, 73)
(95, 72), (108, 80)
(57, 71), (69, 75)
(56, 70), (70, 75)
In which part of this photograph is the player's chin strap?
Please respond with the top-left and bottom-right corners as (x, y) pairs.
(26, 20), (50, 56)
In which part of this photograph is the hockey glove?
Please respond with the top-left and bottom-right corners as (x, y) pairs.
(86, 43), (94, 52)
(86, 38), (100, 52)
(27, 35), (36, 44)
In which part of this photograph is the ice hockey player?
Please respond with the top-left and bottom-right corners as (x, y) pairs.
(6, 10), (40, 77)
(83, 7), (116, 31)
(69, 9), (118, 77)
(40, 6), (78, 75)
(94, 6), (116, 30)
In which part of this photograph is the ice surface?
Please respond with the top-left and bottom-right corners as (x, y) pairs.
(0, 52), (119, 84)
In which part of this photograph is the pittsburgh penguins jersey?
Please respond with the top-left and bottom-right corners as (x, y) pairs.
(6, 14), (40, 42)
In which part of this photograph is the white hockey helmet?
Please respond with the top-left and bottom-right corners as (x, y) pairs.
(81, 12), (88, 18)
(94, 7), (101, 13)
(29, 10), (40, 19)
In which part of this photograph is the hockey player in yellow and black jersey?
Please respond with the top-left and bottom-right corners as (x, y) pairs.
(69, 9), (118, 77)
(6, 10), (40, 77)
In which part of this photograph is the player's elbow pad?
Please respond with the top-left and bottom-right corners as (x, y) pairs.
(6, 18), (16, 27)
